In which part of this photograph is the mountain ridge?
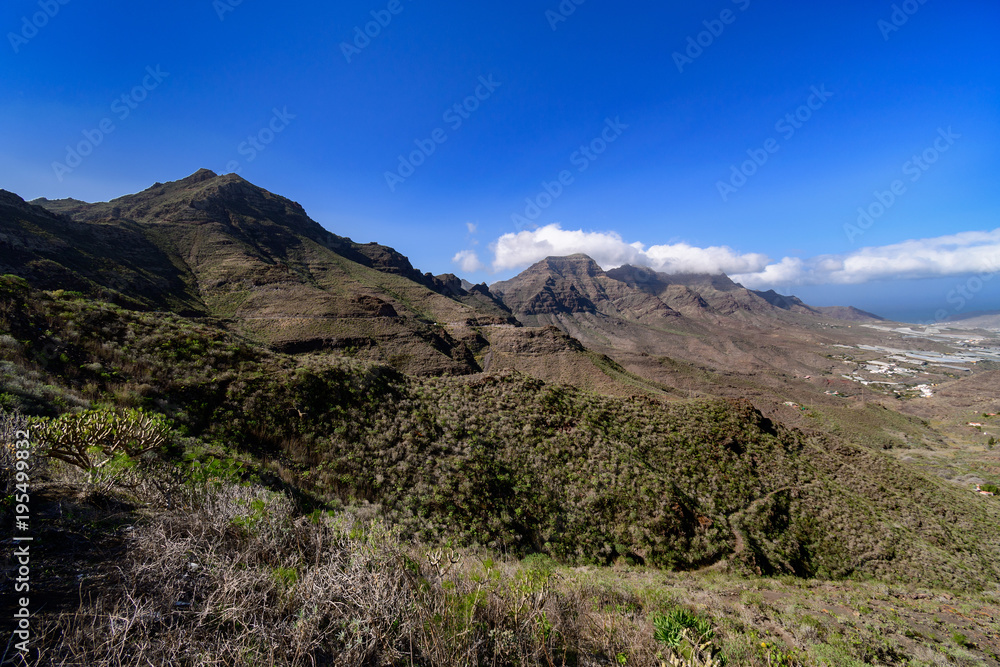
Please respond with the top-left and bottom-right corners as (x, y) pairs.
(13, 171), (516, 375)
(6, 170), (885, 391)
(22, 170), (881, 325)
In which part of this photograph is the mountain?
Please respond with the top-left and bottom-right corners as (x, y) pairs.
(606, 264), (826, 321)
(938, 310), (1000, 329)
(489, 255), (906, 415)
(13, 170), (515, 375)
(812, 305), (885, 321)
(490, 255), (680, 321)
(0, 189), (204, 314)
(0, 168), (902, 413)
(5, 170), (889, 385)
(3, 170), (894, 403)
(751, 288), (818, 314)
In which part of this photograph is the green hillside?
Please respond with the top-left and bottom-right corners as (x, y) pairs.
(4, 279), (999, 591)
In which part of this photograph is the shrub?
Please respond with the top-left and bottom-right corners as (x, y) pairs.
(31, 407), (172, 470)
(31, 478), (581, 666)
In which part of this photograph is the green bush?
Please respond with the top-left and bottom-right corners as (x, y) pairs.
(31, 407), (173, 470)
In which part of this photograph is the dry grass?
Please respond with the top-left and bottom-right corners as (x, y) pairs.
(0, 409), (29, 494)
(12, 467), (1000, 666)
(31, 484), (413, 666)
(25, 480), (625, 666)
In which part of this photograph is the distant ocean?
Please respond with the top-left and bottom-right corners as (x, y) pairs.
(875, 308), (1000, 325)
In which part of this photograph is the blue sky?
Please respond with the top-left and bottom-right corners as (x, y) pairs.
(2, 0), (998, 321)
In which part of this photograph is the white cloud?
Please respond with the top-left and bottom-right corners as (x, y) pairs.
(643, 242), (771, 275)
(452, 249), (485, 273)
(466, 222), (477, 234)
(733, 257), (806, 286)
(733, 229), (1000, 288)
(490, 223), (769, 275)
(485, 224), (1000, 288)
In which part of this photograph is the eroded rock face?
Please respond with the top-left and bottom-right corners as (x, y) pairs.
(492, 255), (680, 320)
(522, 278), (598, 315)
(354, 295), (398, 318)
(606, 265), (786, 318)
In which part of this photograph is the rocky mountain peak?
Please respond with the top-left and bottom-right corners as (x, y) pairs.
(539, 253), (604, 278)
(184, 167), (219, 183)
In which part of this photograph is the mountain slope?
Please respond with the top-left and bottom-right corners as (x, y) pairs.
(493, 256), (841, 363)
(489, 256), (913, 418)
(3, 280), (999, 590)
(0, 190), (205, 314)
(813, 305), (885, 321)
(939, 310), (1000, 329)
(605, 264), (817, 322)
(23, 170), (513, 375)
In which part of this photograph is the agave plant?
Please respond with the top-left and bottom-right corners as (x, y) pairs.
(660, 629), (724, 667)
(653, 611), (723, 667)
(652, 609), (715, 648)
